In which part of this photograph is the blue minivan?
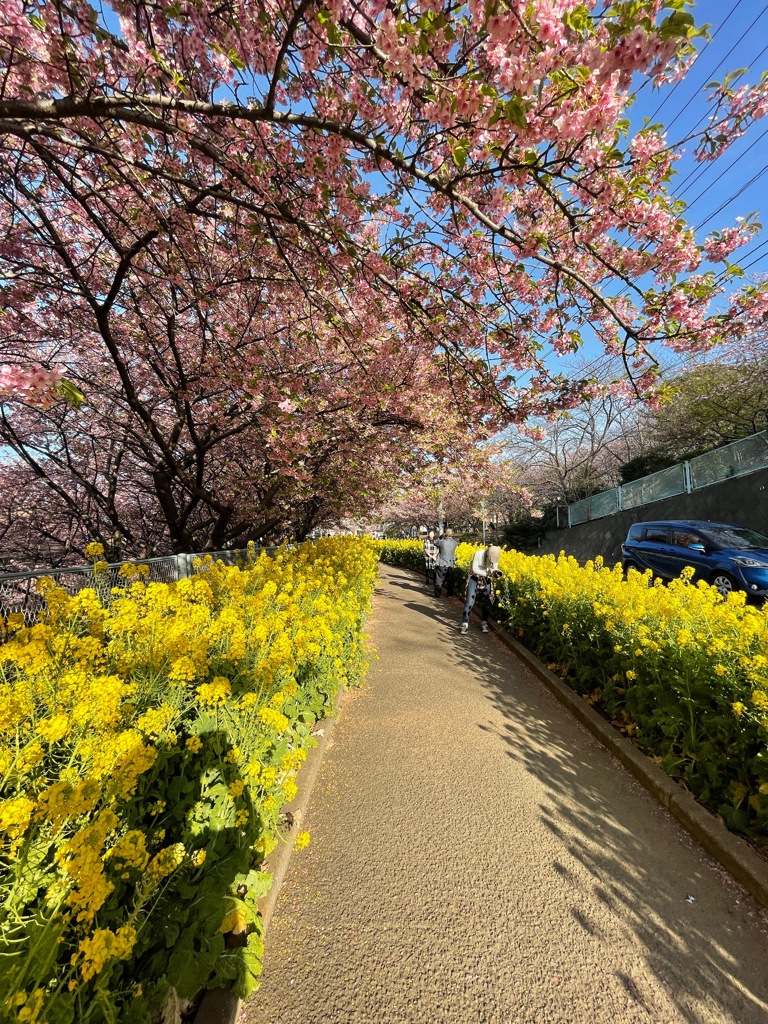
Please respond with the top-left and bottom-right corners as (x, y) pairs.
(621, 520), (768, 598)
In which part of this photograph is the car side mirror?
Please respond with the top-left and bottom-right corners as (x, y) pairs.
(688, 543), (706, 553)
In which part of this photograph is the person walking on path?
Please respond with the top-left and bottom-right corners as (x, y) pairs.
(423, 529), (438, 585)
(461, 544), (502, 634)
(253, 563), (768, 1024)
(434, 528), (459, 598)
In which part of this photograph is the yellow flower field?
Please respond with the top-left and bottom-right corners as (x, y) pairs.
(378, 540), (768, 835)
(0, 538), (378, 1024)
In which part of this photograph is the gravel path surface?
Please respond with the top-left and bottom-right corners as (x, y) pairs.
(246, 565), (768, 1024)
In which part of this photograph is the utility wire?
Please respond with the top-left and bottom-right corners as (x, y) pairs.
(664, 2), (767, 136)
(672, 40), (768, 197)
(680, 123), (768, 208)
(736, 235), (768, 273)
(675, 10), (768, 141)
(695, 161), (768, 229)
(659, 27), (768, 209)
(644, 0), (746, 124)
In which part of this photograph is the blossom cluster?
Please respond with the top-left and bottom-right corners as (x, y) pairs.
(0, 364), (63, 407)
(378, 539), (768, 833)
(0, 538), (378, 1024)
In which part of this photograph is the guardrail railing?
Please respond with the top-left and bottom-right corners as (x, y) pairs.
(0, 547), (275, 628)
(567, 430), (768, 526)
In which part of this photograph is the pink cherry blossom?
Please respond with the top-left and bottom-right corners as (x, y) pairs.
(1, 0), (767, 558)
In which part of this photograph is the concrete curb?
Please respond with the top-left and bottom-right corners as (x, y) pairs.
(486, 617), (768, 911)
(194, 698), (343, 1024)
(259, 706), (340, 932)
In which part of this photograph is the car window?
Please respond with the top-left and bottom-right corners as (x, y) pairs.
(627, 525), (645, 541)
(701, 526), (768, 550)
(644, 527), (668, 543)
(672, 530), (702, 548)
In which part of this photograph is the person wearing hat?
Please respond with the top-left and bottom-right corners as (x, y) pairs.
(433, 528), (459, 598)
(461, 544), (502, 634)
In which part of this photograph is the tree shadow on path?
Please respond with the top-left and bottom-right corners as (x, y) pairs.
(382, 563), (768, 1024)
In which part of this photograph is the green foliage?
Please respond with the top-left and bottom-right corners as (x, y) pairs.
(619, 449), (679, 483)
(503, 505), (561, 550)
(0, 540), (378, 1024)
(637, 360), (768, 465)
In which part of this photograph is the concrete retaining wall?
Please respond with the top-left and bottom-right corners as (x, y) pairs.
(535, 467), (768, 566)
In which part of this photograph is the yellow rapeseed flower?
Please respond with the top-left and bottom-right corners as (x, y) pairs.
(196, 677), (231, 706)
(294, 831), (311, 850)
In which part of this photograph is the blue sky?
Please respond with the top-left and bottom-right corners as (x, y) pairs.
(633, 0), (768, 281)
(548, 0), (768, 384)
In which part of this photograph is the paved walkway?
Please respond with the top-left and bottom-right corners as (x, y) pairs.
(246, 565), (768, 1024)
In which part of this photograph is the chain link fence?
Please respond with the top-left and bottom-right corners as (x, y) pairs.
(567, 430), (768, 526)
(0, 547), (274, 628)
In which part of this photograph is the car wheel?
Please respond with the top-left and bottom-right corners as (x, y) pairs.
(711, 570), (738, 597)
(623, 561), (641, 576)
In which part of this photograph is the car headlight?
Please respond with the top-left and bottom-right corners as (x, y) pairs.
(732, 556), (768, 568)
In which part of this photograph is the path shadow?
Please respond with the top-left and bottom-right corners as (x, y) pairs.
(403, 602), (448, 623)
(387, 579), (429, 594)
(378, 563), (768, 1024)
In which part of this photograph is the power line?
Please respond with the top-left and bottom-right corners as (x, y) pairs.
(676, 11), (768, 141)
(695, 161), (768, 229)
(614, 7), (768, 271)
(664, 2), (767, 136)
(672, 41), (768, 197)
(679, 123), (768, 208)
(736, 235), (768, 274)
(644, 0), (746, 125)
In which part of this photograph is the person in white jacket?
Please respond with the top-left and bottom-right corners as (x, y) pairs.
(461, 545), (502, 634)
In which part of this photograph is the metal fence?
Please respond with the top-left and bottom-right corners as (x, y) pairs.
(620, 463), (687, 511)
(0, 547), (271, 628)
(567, 430), (768, 526)
(689, 431), (768, 490)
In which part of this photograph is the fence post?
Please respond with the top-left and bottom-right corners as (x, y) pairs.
(683, 461), (693, 493)
(175, 553), (192, 580)
(617, 484), (623, 511)
(567, 504), (572, 528)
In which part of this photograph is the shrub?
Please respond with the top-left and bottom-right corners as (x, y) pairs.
(0, 538), (378, 1023)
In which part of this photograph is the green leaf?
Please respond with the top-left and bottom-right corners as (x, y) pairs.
(317, 9), (342, 46)
(56, 379), (84, 408)
(451, 139), (471, 168)
(658, 11), (695, 41)
(326, 22), (342, 46)
(504, 97), (527, 129)
(563, 4), (591, 34)
(233, 933), (265, 998)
